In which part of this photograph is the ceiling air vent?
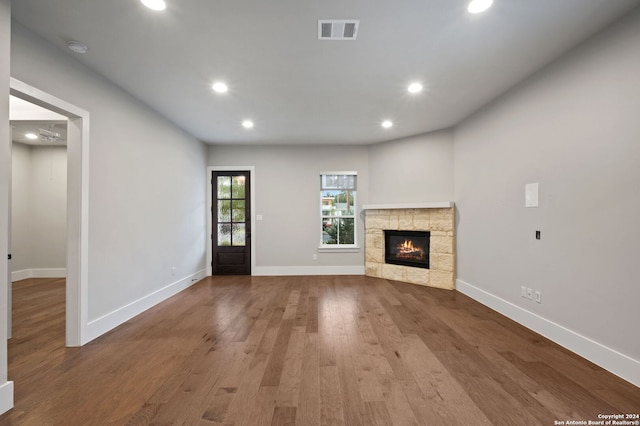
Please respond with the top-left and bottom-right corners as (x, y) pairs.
(318, 20), (359, 40)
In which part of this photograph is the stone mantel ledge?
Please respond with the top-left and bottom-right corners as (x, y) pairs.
(362, 202), (454, 211)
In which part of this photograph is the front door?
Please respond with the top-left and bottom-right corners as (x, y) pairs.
(212, 171), (251, 275)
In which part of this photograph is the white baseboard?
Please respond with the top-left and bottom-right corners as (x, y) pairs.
(86, 269), (207, 343)
(11, 269), (30, 282)
(11, 268), (66, 282)
(0, 381), (14, 416)
(456, 279), (640, 388)
(253, 265), (365, 276)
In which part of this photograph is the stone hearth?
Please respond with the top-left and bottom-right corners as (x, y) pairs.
(364, 204), (455, 290)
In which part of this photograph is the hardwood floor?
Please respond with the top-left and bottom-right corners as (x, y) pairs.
(1, 276), (638, 425)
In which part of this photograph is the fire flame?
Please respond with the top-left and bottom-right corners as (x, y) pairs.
(401, 240), (414, 251)
(396, 239), (425, 259)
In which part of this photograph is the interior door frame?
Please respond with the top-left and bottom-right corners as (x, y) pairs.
(207, 166), (255, 276)
(8, 78), (90, 347)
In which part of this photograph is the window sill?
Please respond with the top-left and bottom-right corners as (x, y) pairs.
(317, 246), (360, 253)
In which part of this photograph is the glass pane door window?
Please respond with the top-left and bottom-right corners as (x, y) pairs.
(217, 175), (247, 247)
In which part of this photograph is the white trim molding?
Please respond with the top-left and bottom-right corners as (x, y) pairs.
(86, 269), (206, 343)
(11, 268), (66, 282)
(254, 265), (365, 276)
(0, 381), (13, 415)
(11, 270), (29, 283)
(362, 201), (454, 210)
(457, 279), (640, 388)
(317, 246), (360, 253)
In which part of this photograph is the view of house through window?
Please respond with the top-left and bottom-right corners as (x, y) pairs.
(320, 172), (357, 246)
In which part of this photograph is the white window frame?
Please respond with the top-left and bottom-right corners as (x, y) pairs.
(319, 171), (359, 252)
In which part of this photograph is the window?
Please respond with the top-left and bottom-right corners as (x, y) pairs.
(320, 172), (357, 248)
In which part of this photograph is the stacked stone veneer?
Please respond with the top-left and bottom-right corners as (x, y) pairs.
(365, 208), (455, 290)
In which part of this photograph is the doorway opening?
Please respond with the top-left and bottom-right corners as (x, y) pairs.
(8, 78), (89, 347)
(9, 96), (68, 343)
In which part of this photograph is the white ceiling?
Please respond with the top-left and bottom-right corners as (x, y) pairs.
(11, 0), (640, 145)
(10, 96), (68, 146)
(11, 120), (68, 146)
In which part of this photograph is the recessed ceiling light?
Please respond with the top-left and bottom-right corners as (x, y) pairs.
(140, 0), (166, 11)
(67, 40), (88, 54)
(467, 0), (493, 14)
(381, 120), (393, 129)
(212, 82), (229, 94)
(408, 82), (423, 94)
(25, 133), (38, 140)
(242, 120), (254, 129)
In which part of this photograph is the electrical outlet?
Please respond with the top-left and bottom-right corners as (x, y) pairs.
(535, 291), (542, 304)
(171, 267), (176, 276)
(521, 286), (527, 298)
(312, 254), (318, 261)
(526, 288), (533, 300)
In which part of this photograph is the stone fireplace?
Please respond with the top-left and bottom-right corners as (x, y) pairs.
(363, 203), (455, 290)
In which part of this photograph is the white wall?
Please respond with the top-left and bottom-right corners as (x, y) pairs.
(0, 0), (13, 414)
(209, 145), (369, 274)
(9, 142), (30, 272)
(10, 24), (208, 328)
(29, 145), (67, 270)
(369, 130), (454, 204)
(11, 143), (67, 274)
(454, 8), (640, 383)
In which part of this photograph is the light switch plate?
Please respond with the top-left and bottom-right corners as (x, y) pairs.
(525, 183), (539, 208)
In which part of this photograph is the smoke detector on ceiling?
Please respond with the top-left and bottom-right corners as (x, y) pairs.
(67, 40), (88, 54)
(318, 20), (359, 40)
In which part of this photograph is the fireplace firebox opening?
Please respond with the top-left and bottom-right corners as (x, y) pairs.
(384, 230), (430, 269)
